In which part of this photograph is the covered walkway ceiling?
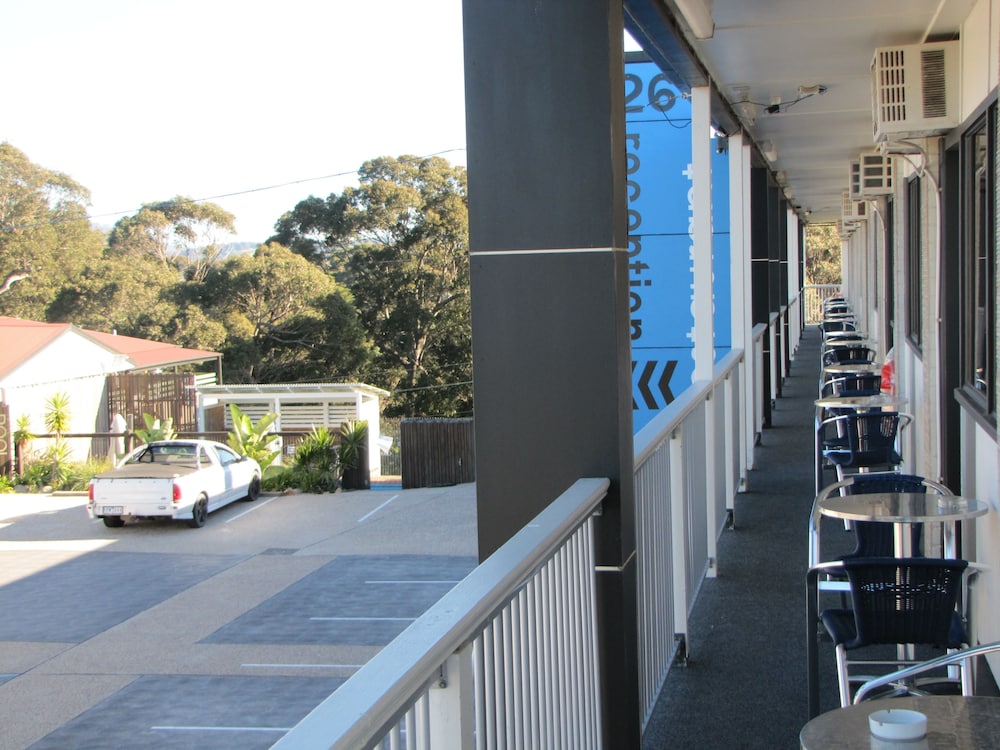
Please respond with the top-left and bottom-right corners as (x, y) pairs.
(625, 0), (972, 224)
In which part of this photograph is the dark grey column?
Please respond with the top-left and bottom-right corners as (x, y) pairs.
(750, 167), (773, 426)
(464, 0), (640, 745)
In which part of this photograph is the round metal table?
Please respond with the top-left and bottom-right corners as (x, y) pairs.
(801, 695), (1000, 749)
(815, 491), (989, 558)
(823, 363), (882, 376)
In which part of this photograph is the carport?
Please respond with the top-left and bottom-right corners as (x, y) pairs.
(197, 383), (389, 476)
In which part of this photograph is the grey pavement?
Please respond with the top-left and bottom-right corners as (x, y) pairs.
(0, 483), (477, 750)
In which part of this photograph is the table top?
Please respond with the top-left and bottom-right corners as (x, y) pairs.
(816, 492), (990, 524)
(823, 338), (875, 348)
(823, 363), (882, 375)
(814, 393), (907, 410)
(800, 695), (1000, 749)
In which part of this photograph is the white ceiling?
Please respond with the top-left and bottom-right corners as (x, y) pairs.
(639, 0), (974, 224)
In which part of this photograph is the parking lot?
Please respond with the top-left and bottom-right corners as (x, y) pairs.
(0, 485), (477, 749)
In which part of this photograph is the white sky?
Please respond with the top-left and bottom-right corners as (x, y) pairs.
(1, 0), (468, 244)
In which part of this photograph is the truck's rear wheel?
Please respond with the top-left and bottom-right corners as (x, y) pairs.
(246, 475), (261, 501)
(189, 497), (208, 528)
(103, 515), (125, 528)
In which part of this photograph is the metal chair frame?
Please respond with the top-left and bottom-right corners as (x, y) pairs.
(853, 640), (1000, 703)
(821, 557), (971, 707)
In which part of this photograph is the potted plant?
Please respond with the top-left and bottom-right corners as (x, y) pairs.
(339, 420), (370, 490)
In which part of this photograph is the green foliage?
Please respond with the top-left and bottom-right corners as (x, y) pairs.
(12, 414), (34, 475)
(339, 420), (368, 470)
(15, 456), (112, 492)
(0, 475), (14, 493)
(271, 155), (472, 417)
(226, 404), (279, 470)
(0, 142), (105, 320)
(135, 413), (176, 443)
(3, 144), (472, 420)
(107, 196), (236, 267)
(203, 242), (372, 383)
(41, 440), (73, 487)
(287, 426), (340, 493)
(805, 224), (842, 285)
(44, 392), (71, 436)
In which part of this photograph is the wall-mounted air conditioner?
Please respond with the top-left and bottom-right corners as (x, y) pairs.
(848, 160), (862, 201)
(858, 151), (894, 196)
(871, 41), (959, 142)
(842, 190), (867, 224)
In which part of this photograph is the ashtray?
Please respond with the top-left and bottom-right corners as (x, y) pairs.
(868, 708), (927, 741)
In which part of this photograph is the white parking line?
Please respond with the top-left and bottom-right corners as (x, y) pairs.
(152, 725), (292, 733)
(365, 580), (460, 585)
(225, 495), (280, 523)
(240, 664), (364, 669)
(357, 494), (399, 523)
(310, 616), (415, 622)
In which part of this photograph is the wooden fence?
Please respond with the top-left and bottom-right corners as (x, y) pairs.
(400, 418), (475, 489)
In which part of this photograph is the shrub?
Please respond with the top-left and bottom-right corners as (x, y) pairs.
(289, 426), (340, 493)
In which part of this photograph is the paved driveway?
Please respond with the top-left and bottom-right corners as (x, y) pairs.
(0, 485), (477, 749)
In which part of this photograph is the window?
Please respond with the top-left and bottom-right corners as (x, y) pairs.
(884, 198), (895, 350)
(961, 105), (996, 414)
(905, 176), (922, 349)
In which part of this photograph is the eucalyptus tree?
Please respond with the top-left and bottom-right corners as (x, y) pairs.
(0, 142), (105, 318)
(107, 196), (236, 280)
(271, 155), (471, 416)
(204, 242), (372, 383)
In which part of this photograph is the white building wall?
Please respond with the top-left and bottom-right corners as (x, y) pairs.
(0, 330), (129, 461)
(958, 0), (1000, 667)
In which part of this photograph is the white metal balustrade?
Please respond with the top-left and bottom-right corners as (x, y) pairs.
(272, 478), (608, 750)
(273, 306), (791, 747)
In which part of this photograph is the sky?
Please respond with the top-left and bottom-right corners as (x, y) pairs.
(1, 0), (468, 244)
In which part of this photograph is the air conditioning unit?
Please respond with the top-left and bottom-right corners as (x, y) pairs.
(848, 159), (862, 201)
(842, 190), (867, 224)
(858, 151), (894, 196)
(871, 41), (959, 142)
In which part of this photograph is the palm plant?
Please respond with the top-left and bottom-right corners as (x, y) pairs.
(226, 404), (279, 471)
(291, 426), (340, 493)
(42, 392), (72, 488)
(13, 415), (34, 476)
(135, 413), (176, 443)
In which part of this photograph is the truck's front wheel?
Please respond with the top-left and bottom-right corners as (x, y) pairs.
(189, 497), (208, 528)
(103, 515), (125, 528)
(246, 475), (261, 502)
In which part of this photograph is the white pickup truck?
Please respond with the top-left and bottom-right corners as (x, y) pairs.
(88, 439), (262, 528)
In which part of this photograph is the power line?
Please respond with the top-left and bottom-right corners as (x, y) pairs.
(0, 148), (467, 234)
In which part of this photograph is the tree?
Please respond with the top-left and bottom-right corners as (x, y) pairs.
(107, 196), (236, 280)
(805, 224), (842, 285)
(0, 143), (105, 319)
(205, 242), (372, 382)
(271, 155), (472, 416)
(48, 252), (183, 336)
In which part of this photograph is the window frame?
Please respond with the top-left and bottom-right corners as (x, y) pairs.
(905, 175), (922, 350)
(958, 104), (997, 417)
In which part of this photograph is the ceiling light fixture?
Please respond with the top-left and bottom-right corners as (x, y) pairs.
(674, 0), (715, 39)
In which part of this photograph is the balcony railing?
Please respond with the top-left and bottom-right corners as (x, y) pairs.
(272, 477), (609, 750)
(274, 306), (793, 747)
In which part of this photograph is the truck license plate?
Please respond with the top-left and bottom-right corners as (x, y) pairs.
(102, 506), (123, 515)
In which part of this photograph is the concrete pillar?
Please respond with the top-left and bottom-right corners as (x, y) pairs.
(463, 0), (640, 744)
